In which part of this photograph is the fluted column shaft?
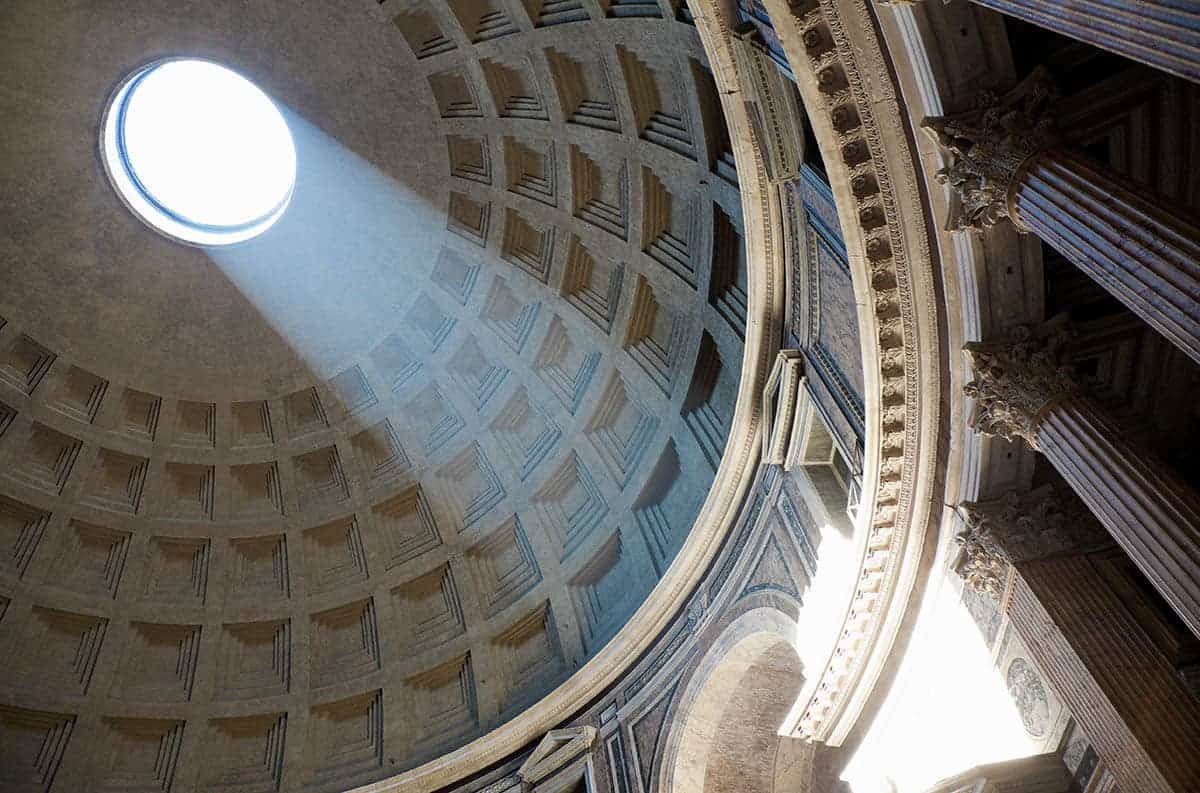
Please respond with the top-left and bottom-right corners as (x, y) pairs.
(1033, 394), (1200, 638)
(969, 0), (1200, 84)
(958, 488), (1200, 792)
(1010, 555), (1200, 793)
(1012, 147), (1200, 365)
(925, 70), (1200, 365)
(963, 324), (1200, 640)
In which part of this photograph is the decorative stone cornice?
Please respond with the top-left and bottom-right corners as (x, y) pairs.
(921, 68), (1059, 231)
(731, 35), (805, 185)
(752, 0), (943, 747)
(955, 485), (1105, 596)
(762, 350), (805, 465)
(962, 321), (1077, 448)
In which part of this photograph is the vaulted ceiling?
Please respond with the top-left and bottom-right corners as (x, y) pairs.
(0, 1), (750, 790)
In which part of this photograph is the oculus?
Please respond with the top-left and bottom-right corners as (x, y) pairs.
(101, 58), (296, 246)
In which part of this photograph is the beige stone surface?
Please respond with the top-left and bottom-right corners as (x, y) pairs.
(0, 1), (755, 790)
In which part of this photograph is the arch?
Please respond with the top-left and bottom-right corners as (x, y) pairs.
(660, 608), (810, 793)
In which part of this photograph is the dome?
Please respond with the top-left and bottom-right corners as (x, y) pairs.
(0, 1), (746, 789)
(11, 0), (1189, 791)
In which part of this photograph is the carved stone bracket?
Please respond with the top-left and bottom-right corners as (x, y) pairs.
(962, 319), (1077, 448)
(757, 0), (943, 746)
(922, 68), (1058, 231)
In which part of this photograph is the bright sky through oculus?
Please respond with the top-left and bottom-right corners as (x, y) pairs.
(103, 59), (296, 245)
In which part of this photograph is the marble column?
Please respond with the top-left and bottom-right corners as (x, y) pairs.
(882, 0), (1200, 85)
(963, 321), (1200, 639)
(958, 487), (1200, 793)
(924, 69), (1200, 365)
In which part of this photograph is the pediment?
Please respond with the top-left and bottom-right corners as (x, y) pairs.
(517, 726), (598, 786)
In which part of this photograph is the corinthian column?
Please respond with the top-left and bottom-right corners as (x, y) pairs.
(880, 0), (1200, 84)
(924, 69), (1200, 365)
(957, 488), (1200, 793)
(963, 321), (1200, 640)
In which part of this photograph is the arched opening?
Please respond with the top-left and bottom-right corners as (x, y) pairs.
(666, 614), (809, 793)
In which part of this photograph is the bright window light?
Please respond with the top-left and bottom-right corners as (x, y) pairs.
(102, 59), (296, 246)
(841, 575), (1038, 792)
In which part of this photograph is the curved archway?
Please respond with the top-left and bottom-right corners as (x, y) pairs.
(662, 609), (810, 793)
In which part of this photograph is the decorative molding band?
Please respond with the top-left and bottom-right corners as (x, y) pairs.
(757, 0), (941, 746)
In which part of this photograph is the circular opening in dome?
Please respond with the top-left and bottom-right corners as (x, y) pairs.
(101, 58), (297, 246)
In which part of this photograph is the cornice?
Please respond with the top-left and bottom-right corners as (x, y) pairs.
(757, 0), (945, 746)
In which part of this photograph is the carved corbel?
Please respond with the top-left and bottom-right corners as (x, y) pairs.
(921, 67), (1059, 231)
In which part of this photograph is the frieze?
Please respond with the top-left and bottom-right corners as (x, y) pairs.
(708, 468), (776, 599)
(804, 208), (867, 437)
(742, 532), (804, 599)
(777, 481), (820, 575)
(604, 731), (633, 793)
(797, 164), (843, 245)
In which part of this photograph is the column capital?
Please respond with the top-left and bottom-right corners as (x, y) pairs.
(956, 485), (1105, 595)
(953, 518), (1010, 599)
(963, 320), (1077, 447)
(922, 68), (1058, 231)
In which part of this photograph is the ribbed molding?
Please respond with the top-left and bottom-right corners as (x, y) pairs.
(971, 0), (1200, 83)
(1011, 559), (1200, 793)
(1014, 147), (1200, 364)
(1035, 396), (1200, 639)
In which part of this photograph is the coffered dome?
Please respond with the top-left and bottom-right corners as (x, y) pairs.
(0, 1), (748, 790)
